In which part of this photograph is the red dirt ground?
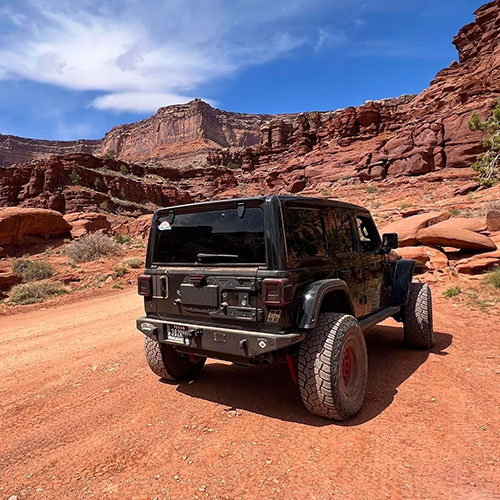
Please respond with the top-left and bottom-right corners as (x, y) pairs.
(0, 287), (498, 499)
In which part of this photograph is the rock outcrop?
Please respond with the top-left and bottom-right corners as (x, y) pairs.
(380, 212), (451, 247)
(0, 207), (71, 245)
(0, 134), (98, 168)
(64, 212), (112, 239)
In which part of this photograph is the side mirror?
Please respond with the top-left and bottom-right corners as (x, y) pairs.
(382, 233), (398, 251)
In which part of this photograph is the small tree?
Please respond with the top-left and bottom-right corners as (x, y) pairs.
(468, 101), (500, 186)
(120, 164), (130, 175)
(104, 149), (116, 159)
(68, 170), (81, 185)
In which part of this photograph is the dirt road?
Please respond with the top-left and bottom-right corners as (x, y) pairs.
(0, 288), (498, 499)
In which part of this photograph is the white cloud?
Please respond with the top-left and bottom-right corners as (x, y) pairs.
(315, 28), (346, 52)
(92, 92), (217, 113)
(0, 0), (310, 113)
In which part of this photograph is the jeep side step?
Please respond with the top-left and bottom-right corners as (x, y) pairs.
(358, 306), (401, 332)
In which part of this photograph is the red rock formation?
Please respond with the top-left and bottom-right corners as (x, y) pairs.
(95, 99), (298, 163)
(0, 207), (71, 245)
(0, 134), (98, 168)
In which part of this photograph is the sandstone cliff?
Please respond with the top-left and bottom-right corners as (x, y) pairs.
(0, 134), (98, 168)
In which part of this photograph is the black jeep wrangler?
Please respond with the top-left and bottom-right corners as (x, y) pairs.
(137, 196), (433, 420)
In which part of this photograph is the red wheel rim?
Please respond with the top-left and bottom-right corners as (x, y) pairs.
(341, 346), (356, 386)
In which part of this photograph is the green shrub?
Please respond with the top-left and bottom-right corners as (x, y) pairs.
(226, 161), (239, 170)
(69, 170), (82, 185)
(443, 286), (461, 298)
(120, 164), (130, 175)
(94, 178), (106, 192)
(469, 101), (500, 186)
(12, 259), (55, 282)
(65, 233), (121, 263)
(483, 267), (500, 289)
(114, 264), (128, 277)
(9, 281), (68, 305)
(114, 233), (132, 244)
(450, 208), (461, 217)
(366, 185), (378, 194)
(122, 257), (142, 269)
(104, 149), (116, 159)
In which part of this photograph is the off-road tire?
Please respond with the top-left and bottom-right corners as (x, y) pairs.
(403, 283), (434, 349)
(144, 337), (206, 381)
(298, 313), (368, 421)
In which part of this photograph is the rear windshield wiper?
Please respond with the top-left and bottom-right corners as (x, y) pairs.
(197, 253), (239, 262)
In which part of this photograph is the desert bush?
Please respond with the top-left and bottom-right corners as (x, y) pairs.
(12, 258), (55, 282)
(69, 170), (82, 185)
(443, 286), (461, 298)
(104, 149), (116, 159)
(483, 267), (500, 289)
(114, 233), (132, 244)
(120, 164), (130, 175)
(65, 233), (121, 263)
(366, 185), (378, 194)
(114, 264), (129, 277)
(9, 281), (68, 305)
(469, 101), (500, 186)
(122, 257), (142, 269)
(94, 178), (106, 192)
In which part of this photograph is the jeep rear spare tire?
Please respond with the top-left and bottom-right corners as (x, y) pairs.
(144, 337), (206, 381)
(403, 282), (434, 349)
(298, 313), (368, 420)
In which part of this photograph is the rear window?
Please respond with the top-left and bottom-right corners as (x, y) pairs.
(152, 207), (266, 265)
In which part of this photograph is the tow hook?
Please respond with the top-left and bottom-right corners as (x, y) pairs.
(182, 328), (202, 345)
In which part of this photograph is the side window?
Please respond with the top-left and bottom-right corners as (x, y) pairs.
(355, 215), (381, 252)
(331, 212), (356, 254)
(284, 208), (326, 263)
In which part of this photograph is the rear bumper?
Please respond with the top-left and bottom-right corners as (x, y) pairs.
(136, 317), (305, 358)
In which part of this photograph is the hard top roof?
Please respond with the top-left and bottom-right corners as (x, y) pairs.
(155, 195), (369, 215)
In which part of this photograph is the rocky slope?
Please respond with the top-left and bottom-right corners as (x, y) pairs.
(95, 99), (299, 163)
(0, 134), (98, 168)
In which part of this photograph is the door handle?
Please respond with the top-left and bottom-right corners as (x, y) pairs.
(159, 276), (167, 297)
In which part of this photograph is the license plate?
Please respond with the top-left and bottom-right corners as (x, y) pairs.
(165, 324), (189, 344)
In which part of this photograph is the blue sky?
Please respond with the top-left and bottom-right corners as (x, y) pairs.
(0, 0), (485, 141)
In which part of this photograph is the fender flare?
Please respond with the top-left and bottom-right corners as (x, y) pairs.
(297, 279), (355, 329)
(390, 259), (415, 306)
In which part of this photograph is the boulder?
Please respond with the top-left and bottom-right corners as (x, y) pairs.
(436, 217), (487, 233)
(115, 214), (152, 239)
(396, 246), (448, 272)
(0, 271), (21, 291)
(0, 207), (72, 246)
(417, 221), (496, 251)
(380, 212), (450, 247)
(486, 210), (500, 231)
(454, 250), (500, 274)
(64, 212), (112, 238)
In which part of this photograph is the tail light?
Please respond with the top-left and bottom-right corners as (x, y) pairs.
(138, 274), (152, 297)
(262, 278), (293, 306)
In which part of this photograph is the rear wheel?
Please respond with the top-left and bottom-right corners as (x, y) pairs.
(144, 337), (206, 381)
(298, 313), (368, 420)
(403, 283), (434, 349)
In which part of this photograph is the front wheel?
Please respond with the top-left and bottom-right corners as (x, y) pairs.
(144, 337), (206, 381)
(403, 283), (434, 349)
(298, 313), (368, 421)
